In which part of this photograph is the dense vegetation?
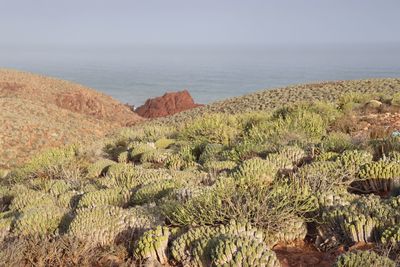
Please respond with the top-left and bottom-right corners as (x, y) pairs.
(2, 88), (400, 266)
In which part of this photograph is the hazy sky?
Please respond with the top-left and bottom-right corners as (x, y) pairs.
(1, 0), (400, 46)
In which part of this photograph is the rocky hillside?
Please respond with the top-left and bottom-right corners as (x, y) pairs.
(0, 69), (143, 168)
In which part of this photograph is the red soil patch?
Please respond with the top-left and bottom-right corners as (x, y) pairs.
(274, 241), (336, 267)
(135, 90), (202, 118)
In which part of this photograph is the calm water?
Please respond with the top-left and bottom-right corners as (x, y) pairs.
(1, 44), (400, 106)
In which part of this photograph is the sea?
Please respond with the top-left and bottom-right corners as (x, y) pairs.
(1, 44), (400, 107)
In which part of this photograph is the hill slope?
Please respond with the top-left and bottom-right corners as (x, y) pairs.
(0, 69), (143, 168)
(157, 78), (400, 125)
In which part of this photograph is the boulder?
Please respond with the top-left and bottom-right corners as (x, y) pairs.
(135, 90), (202, 118)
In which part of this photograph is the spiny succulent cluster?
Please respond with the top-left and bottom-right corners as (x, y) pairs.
(170, 220), (274, 266)
(334, 250), (395, 267)
(203, 160), (237, 173)
(131, 179), (178, 205)
(271, 216), (307, 245)
(209, 235), (280, 267)
(198, 143), (225, 164)
(68, 205), (160, 245)
(318, 194), (400, 245)
(133, 226), (170, 265)
(87, 159), (115, 178)
(77, 187), (131, 208)
(9, 189), (55, 212)
(154, 138), (175, 149)
(232, 157), (277, 186)
(130, 143), (155, 161)
(339, 150), (373, 174)
(140, 149), (172, 164)
(381, 224), (400, 247)
(357, 161), (400, 193)
(266, 146), (305, 170)
(14, 205), (65, 236)
(314, 151), (340, 162)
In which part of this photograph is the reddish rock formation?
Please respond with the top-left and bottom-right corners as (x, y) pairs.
(135, 90), (202, 118)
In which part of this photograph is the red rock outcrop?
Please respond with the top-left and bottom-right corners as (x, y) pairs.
(135, 90), (202, 118)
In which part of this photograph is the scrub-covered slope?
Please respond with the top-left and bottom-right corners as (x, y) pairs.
(3, 86), (400, 266)
(0, 69), (143, 168)
(157, 78), (400, 125)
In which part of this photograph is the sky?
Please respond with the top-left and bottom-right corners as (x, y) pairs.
(0, 0), (400, 46)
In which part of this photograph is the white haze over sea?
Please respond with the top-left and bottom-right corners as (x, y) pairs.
(1, 44), (400, 106)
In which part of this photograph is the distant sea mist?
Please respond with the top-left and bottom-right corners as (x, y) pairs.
(1, 44), (400, 106)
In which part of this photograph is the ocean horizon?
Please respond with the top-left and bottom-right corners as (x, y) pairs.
(1, 43), (400, 106)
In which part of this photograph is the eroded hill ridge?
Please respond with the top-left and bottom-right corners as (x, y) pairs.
(0, 69), (143, 168)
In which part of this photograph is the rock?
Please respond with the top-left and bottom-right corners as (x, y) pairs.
(135, 90), (202, 118)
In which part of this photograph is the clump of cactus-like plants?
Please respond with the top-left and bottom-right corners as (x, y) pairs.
(357, 161), (400, 193)
(133, 226), (171, 265)
(381, 224), (400, 247)
(170, 220), (276, 266)
(131, 179), (178, 205)
(318, 195), (395, 245)
(232, 157), (277, 186)
(264, 146), (304, 171)
(140, 149), (172, 164)
(155, 138), (175, 149)
(209, 235), (280, 267)
(68, 205), (160, 246)
(14, 205), (65, 236)
(198, 143), (225, 164)
(203, 160), (237, 173)
(86, 159), (115, 178)
(117, 151), (130, 163)
(333, 250), (395, 267)
(9, 189), (55, 212)
(339, 150), (373, 174)
(77, 187), (131, 208)
(130, 143), (155, 161)
(314, 151), (340, 162)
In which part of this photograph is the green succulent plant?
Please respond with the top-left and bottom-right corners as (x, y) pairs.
(133, 226), (170, 265)
(357, 161), (400, 193)
(232, 157), (277, 186)
(86, 159), (115, 178)
(77, 187), (131, 208)
(14, 205), (65, 236)
(130, 143), (155, 161)
(203, 160), (237, 173)
(9, 189), (55, 212)
(198, 143), (225, 164)
(170, 221), (264, 266)
(140, 149), (172, 164)
(339, 150), (373, 174)
(68, 205), (161, 245)
(319, 195), (396, 244)
(314, 151), (340, 162)
(131, 179), (178, 205)
(333, 250), (395, 267)
(117, 151), (130, 163)
(155, 138), (175, 149)
(209, 235), (280, 267)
